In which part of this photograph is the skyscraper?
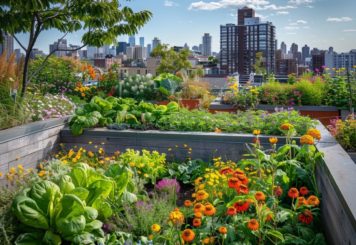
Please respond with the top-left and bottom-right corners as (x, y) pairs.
(49, 39), (67, 57)
(220, 24), (237, 74)
(301, 45), (310, 65)
(152, 37), (161, 50)
(116, 42), (128, 54)
(202, 33), (212, 56)
(129, 36), (136, 47)
(139, 37), (145, 47)
(0, 32), (14, 59)
(237, 7), (276, 75)
(281, 42), (287, 55)
(147, 44), (152, 56)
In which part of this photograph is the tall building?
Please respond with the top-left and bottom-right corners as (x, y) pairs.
(237, 7), (276, 75)
(147, 44), (152, 56)
(129, 36), (136, 47)
(312, 50), (325, 73)
(152, 37), (161, 50)
(202, 33), (212, 56)
(275, 49), (297, 75)
(139, 37), (145, 47)
(301, 45), (310, 65)
(0, 32), (14, 58)
(281, 42), (287, 55)
(49, 39), (67, 57)
(220, 24), (237, 74)
(116, 42), (128, 54)
(126, 46), (147, 60)
(333, 49), (356, 70)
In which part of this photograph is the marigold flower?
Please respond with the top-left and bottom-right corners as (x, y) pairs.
(255, 191), (266, 202)
(307, 195), (320, 206)
(228, 177), (241, 189)
(280, 123), (293, 131)
(297, 197), (307, 207)
(274, 186), (283, 197)
(236, 184), (249, 194)
(269, 137), (278, 144)
(204, 204), (216, 216)
(215, 128), (222, 133)
(38, 170), (46, 177)
(169, 208), (184, 225)
(300, 135), (314, 145)
(253, 129), (261, 135)
(288, 187), (299, 199)
(307, 128), (321, 140)
(202, 237), (215, 244)
(298, 210), (313, 224)
(196, 190), (209, 201)
(247, 219), (259, 231)
(235, 173), (249, 185)
(234, 200), (250, 213)
(299, 186), (309, 196)
(151, 224), (161, 232)
(220, 167), (234, 175)
(226, 207), (236, 216)
(194, 203), (206, 213)
(184, 200), (193, 207)
(181, 229), (195, 242)
(194, 212), (203, 218)
(192, 218), (202, 227)
(218, 226), (228, 234)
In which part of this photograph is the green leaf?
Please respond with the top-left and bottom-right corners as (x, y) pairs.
(43, 230), (61, 245)
(266, 230), (284, 242)
(15, 232), (44, 245)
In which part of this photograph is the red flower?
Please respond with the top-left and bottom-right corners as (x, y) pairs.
(274, 186), (283, 197)
(220, 167), (234, 175)
(236, 184), (249, 194)
(299, 187), (309, 196)
(288, 187), (299, 199)
(228, 177), (241, 189)
(226, 207), (236, 216)
(298, 210), (314, 224)
(233, 201), (250, 213)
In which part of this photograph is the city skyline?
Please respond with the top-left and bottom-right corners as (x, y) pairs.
(13, 0), (356, 54)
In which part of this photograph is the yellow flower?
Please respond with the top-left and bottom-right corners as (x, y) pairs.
(300, 135), (314, 145)
(88, 141), (93, 145)
(307, 128), (321, 140)
(17, 164), (24, 171)
(88, 151), (94, 158)
(215, 128), (222, 133)
(253, 129), (261, 135)
(198, 184), (205, 190)
(0, 172), (3, 177)
(129, 162), (136, 167)
(148, 234), (154, 240)
(38, 170), (46, 177)
(105, 157), (111, 161)
(67, 149), (75, 158)
(169, 208), (185, 225)
(269, 137), (278, 144)
(99, 160), (105, 164)
(196, 190), (209, 201)
(151, 224), (161, 233)
(144, 173), (149, 178)
(139, 163), (145, 168)
(9, 167), (16, 175)
(280, 123), (293, 131)
(98, 148), (104, 155)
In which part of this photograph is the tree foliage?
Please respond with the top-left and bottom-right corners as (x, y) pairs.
(151, 44), (192, 74)
(0, 0), (152, 96)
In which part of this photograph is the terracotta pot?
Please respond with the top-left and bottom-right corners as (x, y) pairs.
(179, 99), (200, 110)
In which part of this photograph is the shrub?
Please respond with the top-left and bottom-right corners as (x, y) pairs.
(294, 78), (325, 105)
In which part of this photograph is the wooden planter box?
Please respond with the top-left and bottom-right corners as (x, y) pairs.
(179, 99), (200, 110)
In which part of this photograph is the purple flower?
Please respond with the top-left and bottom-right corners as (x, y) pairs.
(155, 178), (180, 193)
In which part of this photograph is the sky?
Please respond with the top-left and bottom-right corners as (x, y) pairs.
(15, 0), (356, 54)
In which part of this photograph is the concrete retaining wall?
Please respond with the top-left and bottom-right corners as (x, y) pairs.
(0, 117), (69, 184)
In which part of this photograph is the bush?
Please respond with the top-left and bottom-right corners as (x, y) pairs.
(114, 74), (156, 100)
(258, 81), (293, 105)
(294, 78), (325, 105)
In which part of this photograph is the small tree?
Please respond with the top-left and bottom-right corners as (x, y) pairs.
(151, 44), (191, 74)
(253, 52), (266, 75)
(0, 0), (152, 96)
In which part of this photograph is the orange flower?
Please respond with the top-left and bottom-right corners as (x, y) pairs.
(236, 184), (249, 194)
(194, 203), (206, 213)
(299, 186), (309, 196)
(298, 210), (313, 224)
(218, 226), (228, 234)
(226, 207), (236, 216)
(169, 208), (184, 225)
(307, 195), (320, 206)
(228, 177), (241, 189)
(247, 219), (259, 231)
(151, 224), (161, 232)
(235, 173), (249, 185)
(255, 191), (266, 202)
(234, 200), (250, 213)
(192, 218), (202, 227)
(202, 237), (215, 244)
(184, 200), (193, 207)
(288, 187), (299, 199)
(204, 204), (216, 216)
(307, 128), (321, 140)
(269, 137), (278, 144)
(300, 135), (314, 145)
(297, 197), (307, 207)
(182, 229), (195, 243)
(196, 190), (209, 201)
(280, 123), (293, 131)
(194, 212), (203, 218)
(274, 186), (283, 197)
(220, 167), (234, 175)
(253, 129), (261, 135)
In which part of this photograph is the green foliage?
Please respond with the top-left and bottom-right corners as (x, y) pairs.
(151, 44), (191, 74)
(328, 117), (356, 151)
(29, 56), (81, 94)
(69, 96), (180, 135)
(253, 52), (266, 75)
(157, 109), (315, 136)
(168, 159), (210, 184)
(323, 76), (353, 108)
(294, 78), (325, 105)
(154, 73), (183, 100)
(223, 87), (259, 110)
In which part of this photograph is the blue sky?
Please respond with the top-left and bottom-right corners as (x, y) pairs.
(15, 0), (356, 53)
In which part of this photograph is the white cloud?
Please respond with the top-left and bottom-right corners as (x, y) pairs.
(288, 0), (313, 5)
(326, 17), (353, 22)
(189, 0), (270, 11)
(254, 4), (296, 11)
(164, 0), (178, 7)
(285, 26), (300, 30)
(277, 11), (289, 15)
(289, 19), (308, 26)
(286, 32), (297, 35)
(343, 29), (356, 32)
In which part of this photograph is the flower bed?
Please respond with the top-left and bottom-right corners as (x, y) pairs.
(0, 125), (329, 244)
